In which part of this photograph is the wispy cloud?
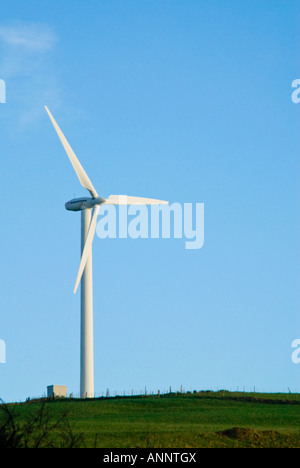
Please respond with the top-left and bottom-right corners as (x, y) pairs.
(0, 22), (61, 131)
(0, 23), (57, 52)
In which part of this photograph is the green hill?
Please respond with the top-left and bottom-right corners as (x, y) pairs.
(1, 391), (300, 448)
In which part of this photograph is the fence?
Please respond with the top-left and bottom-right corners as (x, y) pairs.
(24, 385), (299, 402)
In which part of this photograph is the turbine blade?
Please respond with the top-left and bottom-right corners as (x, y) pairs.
(74, 205), (100, 294)
(104, 195), (169, 205)
(45, 106), (98, 198)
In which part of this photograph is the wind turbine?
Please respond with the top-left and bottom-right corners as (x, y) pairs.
(45, 106), (168, 398)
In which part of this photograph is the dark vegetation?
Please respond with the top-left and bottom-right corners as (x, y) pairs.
(0, 401), (85, 448)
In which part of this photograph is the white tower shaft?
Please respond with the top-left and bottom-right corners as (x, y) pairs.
(80, 208), (94, 398)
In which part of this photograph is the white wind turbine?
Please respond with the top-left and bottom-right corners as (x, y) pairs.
(45, 106), (168, 398)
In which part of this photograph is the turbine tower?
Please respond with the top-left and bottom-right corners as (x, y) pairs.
(45, 106), (168, 398)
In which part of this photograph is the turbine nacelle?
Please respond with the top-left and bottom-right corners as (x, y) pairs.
(65, 197), (106, 211)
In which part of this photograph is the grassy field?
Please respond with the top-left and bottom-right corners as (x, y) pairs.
(1, 391), (300, 448)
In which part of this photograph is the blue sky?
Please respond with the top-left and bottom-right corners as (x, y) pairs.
(0, 0), (299, 402)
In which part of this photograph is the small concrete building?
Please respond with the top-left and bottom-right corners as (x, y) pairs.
(47, 385), (67, 398)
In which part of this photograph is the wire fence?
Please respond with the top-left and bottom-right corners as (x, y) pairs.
(25, 385), (300, 402)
